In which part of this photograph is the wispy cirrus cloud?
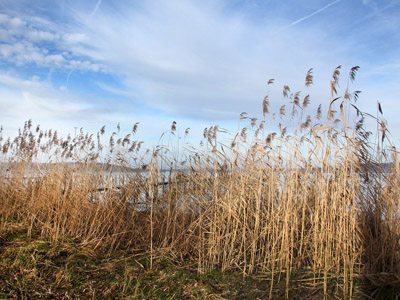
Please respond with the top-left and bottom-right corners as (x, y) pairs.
(67, 0), (344, 121)
(0, 0), (399, 143)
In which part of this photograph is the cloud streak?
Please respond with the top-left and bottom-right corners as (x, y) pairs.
(277, 0), (342, 32)
(88, 0), (102, 20)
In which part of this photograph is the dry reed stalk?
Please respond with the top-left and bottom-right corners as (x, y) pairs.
(0, 66), (399, 298)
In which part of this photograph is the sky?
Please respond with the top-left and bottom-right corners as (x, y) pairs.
(0, 0), (399, 147)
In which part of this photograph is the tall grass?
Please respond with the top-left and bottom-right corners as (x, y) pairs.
(1, 66), (399, 297)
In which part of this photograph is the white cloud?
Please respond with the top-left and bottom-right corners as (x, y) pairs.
(71, 0), (340, 121)
(25, 28), (56, 42)
(96, 82), (137, 98)
(0, 0), (399, 145)
(0, 73), (204, 144)
(0, 73), (95, 135)
(0, 11), (105, 72)
(62, 33), (87, 44)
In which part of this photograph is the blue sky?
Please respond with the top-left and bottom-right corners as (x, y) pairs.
(0, 0), (399, 146)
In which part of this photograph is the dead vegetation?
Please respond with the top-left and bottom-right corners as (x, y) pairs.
(1, 66), (400, 299)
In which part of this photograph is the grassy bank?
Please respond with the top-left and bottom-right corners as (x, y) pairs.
(0, 223), (260, 299)
(1, 222), (399, 299)
(1, 66), (400, 299)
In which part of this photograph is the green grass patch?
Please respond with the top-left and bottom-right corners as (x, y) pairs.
(0, 221), (347, 299)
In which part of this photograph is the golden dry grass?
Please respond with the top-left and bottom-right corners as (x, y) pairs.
(1, 66), (399, 298)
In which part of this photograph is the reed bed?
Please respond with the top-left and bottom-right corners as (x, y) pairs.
(1, 66), (399, 298)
